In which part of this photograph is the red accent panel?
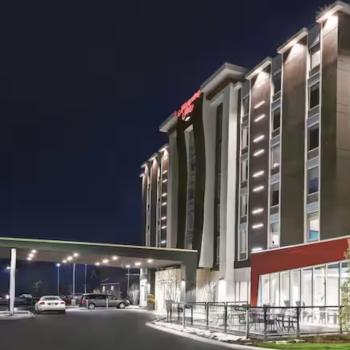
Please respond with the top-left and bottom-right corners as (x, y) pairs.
(250, 237), (350, 306)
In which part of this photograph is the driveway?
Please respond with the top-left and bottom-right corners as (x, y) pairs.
(0, 308), (242, 350)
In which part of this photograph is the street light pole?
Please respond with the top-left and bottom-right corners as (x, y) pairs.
(84, 264), (87, 294)
(72, 263), (76, 298)
(56, 263), (60, 295)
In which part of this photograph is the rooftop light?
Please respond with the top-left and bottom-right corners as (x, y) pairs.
(135, 262), (141, 267)
(147, 259), (154, 264)
(56, 263), (61, 267)
(102, 259), (109, 264)
(73, 253), (79, 258)
(67, 256), (73, 261)
(112, 256), (118, 261)
(27, 257), (32, 261)
(62, 259), (67, 264)
(31, 250), (37, 254)
(125, 264), (131, 269)
(95, 262), (100, 266)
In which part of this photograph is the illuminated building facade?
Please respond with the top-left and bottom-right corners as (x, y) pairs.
(141, 1), (350, 309)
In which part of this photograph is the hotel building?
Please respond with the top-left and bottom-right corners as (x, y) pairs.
(140, 1), (350, 310)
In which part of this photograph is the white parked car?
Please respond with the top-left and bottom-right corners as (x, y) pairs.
(35, 296), (66, 314)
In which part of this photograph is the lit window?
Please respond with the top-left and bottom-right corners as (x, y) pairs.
(307, 212), (320, 241)
(309, 84), (320, 109)
(240, 193), (248, 217)
(272, 71), (281, 95)
(269, 222), (280, 248)
(271, 183), (279, 206)
(272, 109), (281, 131)
(271, 144), (280, 169)
(241, 126), (249, 149)
(308, 124), (319, 151)
(241, 159), (248, 182)
(310, 45), (320, 70)
(242, 96), (250, 116)
(307, 167), (319, 194)
(239, 226), (247, 260)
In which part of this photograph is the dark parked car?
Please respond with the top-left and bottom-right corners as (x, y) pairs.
(79, 293), (130, 310)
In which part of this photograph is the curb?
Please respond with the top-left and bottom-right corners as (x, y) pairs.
(146, 322), (274, 350)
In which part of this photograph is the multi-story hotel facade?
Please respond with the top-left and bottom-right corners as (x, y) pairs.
(140, 1), (350, 309)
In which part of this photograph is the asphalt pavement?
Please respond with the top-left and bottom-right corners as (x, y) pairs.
(0, 308), (238, 350)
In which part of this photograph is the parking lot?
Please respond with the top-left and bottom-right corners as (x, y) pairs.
(0, 308), (231, 350)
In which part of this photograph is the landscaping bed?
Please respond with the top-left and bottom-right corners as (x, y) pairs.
(257, 335), (350, 349)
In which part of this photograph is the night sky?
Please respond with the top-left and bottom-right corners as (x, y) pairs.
(0, 0), (336, 246)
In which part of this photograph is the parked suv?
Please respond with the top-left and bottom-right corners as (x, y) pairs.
(79, 294), (130, 310)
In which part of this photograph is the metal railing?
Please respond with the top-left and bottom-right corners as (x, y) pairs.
(165, 301), (346, 339)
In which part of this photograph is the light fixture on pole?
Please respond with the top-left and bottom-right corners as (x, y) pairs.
(56, 263), (60, 295)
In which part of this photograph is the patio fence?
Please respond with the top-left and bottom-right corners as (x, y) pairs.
(165, 301), (348, 339)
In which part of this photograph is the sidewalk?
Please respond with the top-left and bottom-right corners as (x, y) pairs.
(147, 320), (275, 350)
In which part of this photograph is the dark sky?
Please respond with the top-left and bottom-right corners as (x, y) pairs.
(0, 0), (335, 245)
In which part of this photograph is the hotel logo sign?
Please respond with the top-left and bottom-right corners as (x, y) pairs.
(175, 90), (201, 121)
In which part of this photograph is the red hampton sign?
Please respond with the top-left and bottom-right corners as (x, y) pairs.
(175, 90), (201, 121)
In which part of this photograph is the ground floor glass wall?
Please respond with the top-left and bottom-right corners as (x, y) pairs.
(258, 260), (349, 308)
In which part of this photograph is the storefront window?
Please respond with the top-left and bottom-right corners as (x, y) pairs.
(280, 271), (290, 306)
(260, 275), (270, 306)
(270, 273), (279, 306)
(327, 263), (339, 306)
(301, 268), (313, 306)
(341, 262), (350, 304)
(290, 269), (301, 306)
(314, 265), (326, 306)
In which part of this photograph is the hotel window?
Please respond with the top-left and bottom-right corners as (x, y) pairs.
(271, 183), (279, 206)
(307, 167), (319, 194)
(239, 226), (247, 260)
(269, 221), (280, 248)
(272, 71), (281, 95)
(241, 159), (248, 182)
(241, 126), (249, 149)
(309, 83), (320, 109)
(240, 192), (248, 217)
(242, 96), (249, 116)
(271, 144), (280, 169)
(310, 44), (321, 70)
(307, 212), (320, 241)
(272, 108), (281, 131)
(308, 124), (319, 150)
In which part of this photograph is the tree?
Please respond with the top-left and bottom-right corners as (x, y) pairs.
(340, 241), (350, 331)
